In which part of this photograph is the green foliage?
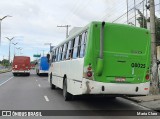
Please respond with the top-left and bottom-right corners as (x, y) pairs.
(0, 59), (10, 67)
(137, 9), (160, 46)
(137, 9), (147, 29)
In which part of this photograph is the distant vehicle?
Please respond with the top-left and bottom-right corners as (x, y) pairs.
(30, 63), (35, 69)
(49, 21), (151, 101)
(12, 56), (31, 76)
(36, 56), (49, 76)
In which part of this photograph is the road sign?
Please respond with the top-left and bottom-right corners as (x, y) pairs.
(33, 54), (41, 57)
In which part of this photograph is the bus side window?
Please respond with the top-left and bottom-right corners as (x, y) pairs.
(66, 41), (72, 60)
(56, 48), (59, 62)
(52, 50), (55, 62)
(73, 36), (79, 59)
(70, 39), (75, 59)
(83, 31), (88, 56)
(58, 47), (62, 61)
(61, 45), (64, 61)
(60, 45), (64, 61)
(62, 43), (67, 61)
(78, 34), (82, 57)
(80, 32), (87, 58)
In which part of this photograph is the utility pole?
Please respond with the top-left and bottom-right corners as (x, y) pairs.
(126, 0), (129, 24)
(5, 37), (14, 64)
(42, 50), (44, 56)
(3, 55), (4, 66)
(142, 0), (145, 28)
(150, 0), (159, 94)
(134, 0), (137, 26)
(44, 43), (52, 52)
(146, 0), (148, 19)
(57, 25), (71, 38)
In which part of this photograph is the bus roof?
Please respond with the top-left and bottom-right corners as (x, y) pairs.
(14, 56), (30, 59)
(52, 21), (149, 51)
(52, 24), (89, 51)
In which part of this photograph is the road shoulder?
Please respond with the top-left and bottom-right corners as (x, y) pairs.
(126, 95), (160, 111)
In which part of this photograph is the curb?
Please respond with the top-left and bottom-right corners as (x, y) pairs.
(124, 96), (160, 112)
(124, 96), (143, 103)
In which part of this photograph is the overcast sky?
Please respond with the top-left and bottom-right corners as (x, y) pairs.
(0, 0), (160, 61)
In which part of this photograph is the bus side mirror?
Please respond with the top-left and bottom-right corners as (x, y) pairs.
(47, 54), (50, 63)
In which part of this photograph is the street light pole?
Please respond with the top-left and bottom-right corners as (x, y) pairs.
(12, 42), (18, 56)
(19, 48), (22, 55)
(0, 15), (12, 45)
(6, 37), (14, 64)
(16, 47), (21, 55)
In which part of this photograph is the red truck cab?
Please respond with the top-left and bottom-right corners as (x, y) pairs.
(12, 56), (31, 76)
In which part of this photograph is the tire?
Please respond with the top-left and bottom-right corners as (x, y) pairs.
(37, 69), (40, 76)
(63, 78), (73, 101)
(50, 74), (55, 89)
(13, 73), (17, 76)
(107, 96), (116, 100)
(36, 69), (38, 75)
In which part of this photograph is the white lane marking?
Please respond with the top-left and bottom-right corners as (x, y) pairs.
(44, 96), (49, 102)
(38, 84), (41, 87)
(0, 77), (14, 87)
(131, 102), (150, 110)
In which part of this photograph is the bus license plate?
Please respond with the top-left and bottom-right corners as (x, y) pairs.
(115, 77), (126, 82)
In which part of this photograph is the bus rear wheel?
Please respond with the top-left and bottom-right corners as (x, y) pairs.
(50, 74), (55, 89)
(36, 69), (39, 76)
(63, 79), (73, 101)
(13, 73), (17, 76)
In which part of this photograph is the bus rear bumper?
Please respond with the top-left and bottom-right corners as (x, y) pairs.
(39, 70), (48, 74)
(82, 79), (150, 96)
(12, 70), (30, 73)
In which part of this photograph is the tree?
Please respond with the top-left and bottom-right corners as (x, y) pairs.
(137, 9), (160, 45)
(137, 9), (147, 29)
(1, 59), (9, 67)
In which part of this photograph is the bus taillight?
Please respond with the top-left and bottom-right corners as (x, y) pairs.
(87, 71), (92, 77)
(87, 64), (92, 78)
(145, 74), (150, 80)
(84, 64), (93, 80)
(88, 67), (92, 71)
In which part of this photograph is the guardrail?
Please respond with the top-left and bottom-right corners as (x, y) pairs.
(0, 68), (12, 74)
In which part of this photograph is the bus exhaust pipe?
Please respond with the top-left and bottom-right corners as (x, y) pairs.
(96, 21), (105, 76)
(100, 21), (105, 59)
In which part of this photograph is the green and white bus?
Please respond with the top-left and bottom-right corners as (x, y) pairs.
(48, 21), (151, 101)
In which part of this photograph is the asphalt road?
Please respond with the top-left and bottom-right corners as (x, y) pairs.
(0, 70), (159, 119)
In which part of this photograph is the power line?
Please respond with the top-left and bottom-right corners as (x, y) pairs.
(112, 0), (146, 23)
(101, 0), (132, 21)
